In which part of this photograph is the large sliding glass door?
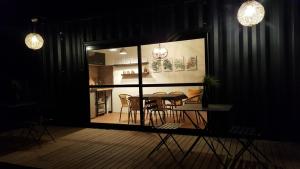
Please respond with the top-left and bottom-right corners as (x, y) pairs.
(86, 36), (207, 128)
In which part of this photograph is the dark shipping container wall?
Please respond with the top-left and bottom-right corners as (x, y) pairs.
(2, 0), (299, 141)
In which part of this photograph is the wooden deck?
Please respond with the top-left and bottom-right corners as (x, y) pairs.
(0, 127), (299, 169)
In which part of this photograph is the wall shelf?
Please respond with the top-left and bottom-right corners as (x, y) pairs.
(121, 72), (150, 78)
(113, 62), (149, 67)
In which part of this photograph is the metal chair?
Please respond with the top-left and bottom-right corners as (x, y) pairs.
(165, 91), (184, 122)
(228, 126), (271, 169)
(178, 94), (203, 123)
(146, 97), (168, 125)
(146, 100), (184, 162)
(145, 92), (167, 121)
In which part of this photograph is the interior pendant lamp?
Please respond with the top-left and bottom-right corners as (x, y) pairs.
(25, 18), (44, 50)
(152, 43), (168, 60)
(119, 48), (128, 55)
(237, 0), (265, 26)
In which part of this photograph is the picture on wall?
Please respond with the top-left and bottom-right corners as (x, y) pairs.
(186, 56), (197, 71)
(163, 58), (173, 72)
(151, 60), (162, 73)
(174, 56), (185, 71)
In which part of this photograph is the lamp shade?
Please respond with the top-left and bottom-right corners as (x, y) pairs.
(152, 44), (168, 60)
(237, 0), (265, 26)
(25, 33), (44, 50)
(119, 48), (127, 55)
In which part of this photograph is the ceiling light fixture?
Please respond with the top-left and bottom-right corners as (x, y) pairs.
(119, 48), (127, 55)
(237, 0), (265, 26)
(25, 18), (44, 50)
(109, 48), (118, 52)
(152, 43), (168, 60)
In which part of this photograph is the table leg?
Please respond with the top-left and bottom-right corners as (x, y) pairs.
(202, 136), (228, 168)
(183, 110), (199, 129)
(179, 135), (202, 164)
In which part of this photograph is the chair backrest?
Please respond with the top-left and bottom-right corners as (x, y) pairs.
(169, 91), (184, 106)
(184, 94), (201, 104)
(145, 100), (159, 126)
(187, 89), (202, 98)
(128, 97), (140, 111)
(153, 92), (167, 95)
(119, 94), (130, 107)
(148, 97), (165, 110)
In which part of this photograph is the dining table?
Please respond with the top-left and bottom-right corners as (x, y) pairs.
(130, 93), (187, 100)
(129, 93), (187, 124)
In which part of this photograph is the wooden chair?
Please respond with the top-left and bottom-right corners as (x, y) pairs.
(165, 91), (184, 122)
(119, 94), (131, 122)
(128, 97), (140, 124)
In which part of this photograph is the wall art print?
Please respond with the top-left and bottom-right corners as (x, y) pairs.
(174, 56), (185, 71)
(151, 60), (162, 73)
(163, 58), (173, 72)
(186, 55), (197, 71)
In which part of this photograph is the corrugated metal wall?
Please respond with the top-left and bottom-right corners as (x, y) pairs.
(40, 0), (300, 140)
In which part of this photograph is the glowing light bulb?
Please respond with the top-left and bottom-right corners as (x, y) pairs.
(25, 33), (44, 50)
(237, 0), (265, 26)
(245, 5), (255, 17)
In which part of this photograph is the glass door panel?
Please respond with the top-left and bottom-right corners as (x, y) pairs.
(141, 38), (206, 84)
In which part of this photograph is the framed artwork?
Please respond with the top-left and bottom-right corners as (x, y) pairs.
(174, 56), (185, 71)
(151, 60), (162, 73)
(186, 56), (197, 71)
(163, 58), (173, 72)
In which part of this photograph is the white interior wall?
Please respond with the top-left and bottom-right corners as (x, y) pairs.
(142, 39), (206, 84)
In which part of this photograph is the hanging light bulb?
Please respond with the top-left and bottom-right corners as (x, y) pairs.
(25, 33), (44, 50)
(119, 48), (128, 55)
(237, 0), (265, 26)
(152, 43), (168, 60)
(25, 18), (44, 50)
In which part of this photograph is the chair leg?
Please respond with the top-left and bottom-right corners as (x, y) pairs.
(134, 110), (137, 123)
(149, 110), (154, 126)
(170, 135), (184, 153)
(148, 134), (171, 157)
(149, 133), (178, 162)
(157, 133), (178, 162)
(249, 141), (271, 162)
(128, 110), (131, 124)
(38, 124), (55, 142)
(158, 111), (164, 124)
(119, 106), (123, 121)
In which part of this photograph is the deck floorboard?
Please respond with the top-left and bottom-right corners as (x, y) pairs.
(0, 127), (299, 169)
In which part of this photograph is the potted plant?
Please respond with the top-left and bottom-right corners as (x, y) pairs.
(202, 75), (220, 107)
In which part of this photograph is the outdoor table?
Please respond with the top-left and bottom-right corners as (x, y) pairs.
(173, 104), (232, 167)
